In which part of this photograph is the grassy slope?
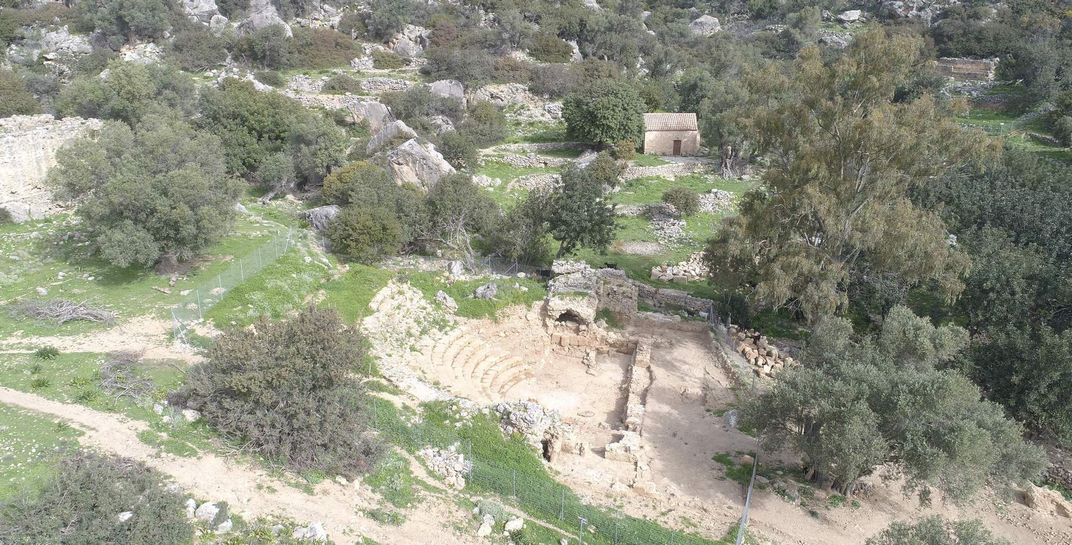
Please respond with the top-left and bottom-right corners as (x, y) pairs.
(0, 403), (82, 500)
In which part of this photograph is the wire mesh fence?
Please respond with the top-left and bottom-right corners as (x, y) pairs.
(171, 228), (294, 341)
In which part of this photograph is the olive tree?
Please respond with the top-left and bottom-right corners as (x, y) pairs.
(49, 116), (241, 269)
(562, 79), (645, 147)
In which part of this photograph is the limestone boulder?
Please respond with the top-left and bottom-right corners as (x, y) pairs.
(688, 15), (721, 36)
(209, 14), (230, 34)
(7, 26), (91, 65)
(302, 205), (340, 232)
(346, 100), (393, 133)
(183, 0), (219, 22)
(119, 43), (163, 64)
(241, 0), (292, 37)
(386, 139), (455, 190)
(838, 10), (863, 23)
(391, 24), (430, 58)
(429, 79), (465, 106)
(367, 120), (418, 154)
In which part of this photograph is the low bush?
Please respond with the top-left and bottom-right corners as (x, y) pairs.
(437, 131), (478, 170)
(168, 24), (230, 72)
(0, 69), (39, 117)
(181, 307), (385, 477)
(372, 49), (407, 69)
(662, 186), (700, 216)
(0, 452), (193, 545)
(528, 32), (573, 63)
(254, 70), (285, 87)
(322, 73), (363, 94)
(33, 346), (59, 360)
(327, 205), (405, 263)
(289, 28), (362, 70)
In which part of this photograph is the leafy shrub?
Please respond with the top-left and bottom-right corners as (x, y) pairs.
(662, 186), (700, 216)
(77, 0), (179, 48)
(234, 24), (292, 69)
(382, 86), (464, 125)
(0, 207), (13, 224)
(254, 70), (285, 87)
(289, 28), (362, 70)
(459, 101), (508, 147)
(421, 47), (497, 87)
(181, 307), (384, 477)
(33, 345), (59, 360)
(168, 24), (230, 72)
(1054, 116), (1072, 147)
(437, 131), (478, 170)
(371, 49), (407, 69)
(0, 452), (193, 545)
(610, 139), (636, 160)
(327, 205), (404, 263)
(0, 69), (40, 117)
(493, 55), (532, 84)
(56, 61), (198, 125)
(868, 516), (1009, 545)
(322, 73), (363, 94)
(562, 79), (645, 146)
(529, 32), (573, 63)
(362, 0), (415, 41)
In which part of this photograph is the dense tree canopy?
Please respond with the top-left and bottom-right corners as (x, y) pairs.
(743, 307), (1046, 501)
(548, 162), (618, 258)
(49, 116), (241, 269)
(705, 29), (991, 322)
(562, 79), (645, 148)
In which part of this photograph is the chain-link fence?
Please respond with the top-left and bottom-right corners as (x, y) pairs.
(171, 228), (293, 341)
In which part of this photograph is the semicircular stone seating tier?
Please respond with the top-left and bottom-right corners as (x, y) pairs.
(423, 327), (535, 403)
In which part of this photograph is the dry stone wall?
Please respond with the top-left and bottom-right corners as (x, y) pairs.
(0, 115), (103, 221)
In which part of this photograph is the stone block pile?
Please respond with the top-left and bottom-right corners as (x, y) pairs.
(418, 445), (471, 490)
(624, 339), (652, 433)
(649, 252), (707, 283)
(728, 324), (797, 377)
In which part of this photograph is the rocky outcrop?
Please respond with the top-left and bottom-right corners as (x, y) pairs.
(386, 139), (455, 190)
(347, 100), (394, 133)
(302, 204), (340, 232)
(367, 120), (418, 154)
(361, 77), (414, 94)
(470, 83), (560, 122)
(429, 79), (465, 105)
(182, 0), (220, 23)
(545, 261), (600, 325)
(418, 445), (471, 489)
(390, 24), (430, 57)
(6, 26), (91, 66)
(650, 252), (707, 283)
(119, 42), (163, 64)
(837, 10), (863, 23)
(688, 15), (721, 36)
(0, 115), (103, 222)
(240, 0), (292, 37)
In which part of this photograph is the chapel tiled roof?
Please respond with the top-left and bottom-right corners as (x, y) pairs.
(643, 112), (698, 131)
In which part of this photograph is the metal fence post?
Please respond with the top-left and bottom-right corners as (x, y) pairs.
(239, 259), (244, 281)
(195, 289), (203, 321)
(512, 469), (517, 497)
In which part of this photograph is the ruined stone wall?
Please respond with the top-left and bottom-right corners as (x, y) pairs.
(622, 161), (709, 181)
(0, 115), (102, 221)
(935, 57), (997, 82)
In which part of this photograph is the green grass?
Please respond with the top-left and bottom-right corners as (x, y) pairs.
(0, 352), (214, 457)
(405, 272), (546, 320)
(506, 122), (568, 144)
(319, 264), (396, 323)
(0, 403), (83, 500)
(539, 147), (586, 159)
(0, 211), (285, 340)
(364, 452), (419, 508)
(631, 154), (670, 167)
(958, 107), (1072, 162)
(612, 175), (751, 206)
(475, 161), (557, 183)
(205, 241), (333, 328)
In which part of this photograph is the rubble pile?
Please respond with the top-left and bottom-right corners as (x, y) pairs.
(418, 445), (471, 489)
(649, 252), (707, 283)
(698, 189), (733, 213)
(728, 324), (797, 378)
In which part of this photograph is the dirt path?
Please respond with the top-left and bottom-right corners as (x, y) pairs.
(0, 315), (202, 363)
(0, 386), (480, 545)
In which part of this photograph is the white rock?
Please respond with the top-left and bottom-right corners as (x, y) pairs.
(504, 517), (524, 532)
(689, 15), (721, 36)
(386, 139), (455, 191)
(117, 511), (134, 523)
(184, 498), (197, 519)
(216, 518), (233, 533)
(476, 520), (493, 537)
(181, 409), (201, 422)
(194, 502), (219, 523)
(838, 10), (863, 23)
(367, 120), (419, 154)
(34, 287), (47, 296)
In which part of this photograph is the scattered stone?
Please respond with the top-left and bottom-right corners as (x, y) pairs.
(181, 409), (202, 423)
(292, 522), (328, 541)
(476, 520), (493, 537)
(35, 287), (48, 296)
(435, 290), (459, 313)
(837, 10), (863, 23)
(117, 511), (134, 523)
(418, 445), (471, 489)
(504, 517), (524, 532)
(650, 252), (707, 282)
(216, 518), (233, 533)
(472, 174), (502, 188)
(698, 189), (733, 213)
(194, 502), (219, 523)
(474, 283), (498, 300)
(361, 77), (414, 94)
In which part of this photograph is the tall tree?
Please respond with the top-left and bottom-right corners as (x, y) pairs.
(705, 29), (991, 322)
(548, 163), (618, 257)
(562, 80), (645, 148)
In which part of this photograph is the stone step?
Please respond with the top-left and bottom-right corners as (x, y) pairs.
(455, 343), (498, 380)
(471, 353), (517, 384)
(440, 333), (479, 369)
(494, 371), (534, 399)
(430, 328), (464, 365)
(487, 361), (528, 391)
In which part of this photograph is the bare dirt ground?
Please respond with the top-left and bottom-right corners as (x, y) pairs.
(407, 309), (1072, 545)
(0, 315), (204, 363)
(0, 386), (481, 545)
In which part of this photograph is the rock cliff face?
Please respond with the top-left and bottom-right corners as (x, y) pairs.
(0, 115), (103, 222)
